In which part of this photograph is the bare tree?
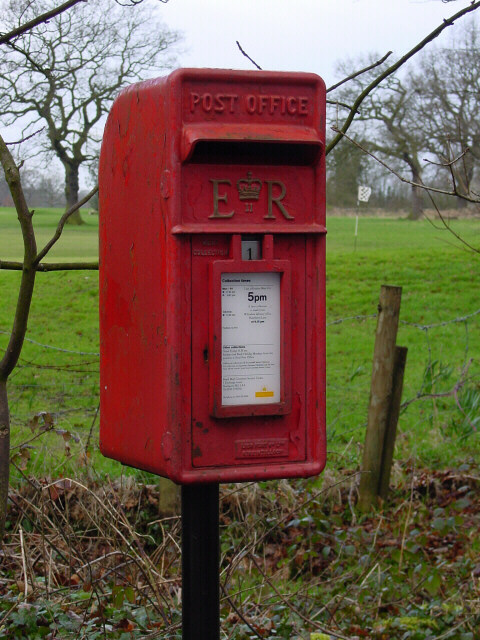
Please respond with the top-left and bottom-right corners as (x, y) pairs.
(329, 17), (480, 221)
(410, 18), (480, 206)
(0, 0), (180, 223)
(331, 63), (426, 218)
(326, 1), (480, 160)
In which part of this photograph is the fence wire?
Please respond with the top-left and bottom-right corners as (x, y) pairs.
(2, 307), (479, 357)
(1, 305), (479, 465)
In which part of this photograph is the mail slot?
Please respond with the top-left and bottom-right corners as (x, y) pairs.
(99, 68), (326, 483)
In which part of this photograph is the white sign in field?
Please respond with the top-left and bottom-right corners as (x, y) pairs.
(221, 272), (281, 406)
(357, 185), (372, 203)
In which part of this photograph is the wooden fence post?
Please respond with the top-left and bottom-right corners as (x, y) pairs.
(358, 285), (402, 511)
(378, 345), (408, 500)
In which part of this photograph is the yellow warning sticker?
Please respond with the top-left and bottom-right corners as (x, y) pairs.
(255, 387), (274, 398)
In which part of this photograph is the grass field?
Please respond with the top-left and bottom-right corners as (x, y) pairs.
(1, 207), (479, 478)
(0, 206), (99, 262)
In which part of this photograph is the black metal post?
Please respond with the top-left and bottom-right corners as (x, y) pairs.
(181, 483), (220, 640)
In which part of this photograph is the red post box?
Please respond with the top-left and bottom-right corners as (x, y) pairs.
(99, 68), (326, 483)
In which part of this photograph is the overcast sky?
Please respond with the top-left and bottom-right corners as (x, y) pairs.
(158, 0), (472, 86)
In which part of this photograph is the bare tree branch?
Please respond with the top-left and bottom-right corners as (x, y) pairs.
(425, 191), (479, 254)
(423, 147), (470, 170)
(5, 127), (45, 146)
(34, 185), (98, 264)
(116, 0), (170, 5)
(1, 261), (99, 271)
(0, 0), (172, 44)
(0, 134), (37, 379)
(236, 40), (262, 70)
(0, 0), (177, 543)
(326, 99), (356, 111)
(327, 51), (393, 93)
(332, 127), (480, 206)
(0, 0), (86, 45)
(401, 358), (474, 411)
(326, 0), (480, 156)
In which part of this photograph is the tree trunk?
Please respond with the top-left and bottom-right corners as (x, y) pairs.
(64, 163), (84, 225)
(410, 183), (424, 220)
(0, 380), (10, 541)
(407, 164), (424, 220)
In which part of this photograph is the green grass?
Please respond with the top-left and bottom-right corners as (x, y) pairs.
(327, 217), (480, 467)
(0, 207), (98, 262)
(0, 207), (479, 476)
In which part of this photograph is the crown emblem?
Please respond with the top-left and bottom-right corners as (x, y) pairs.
(237, 171), (262, 201)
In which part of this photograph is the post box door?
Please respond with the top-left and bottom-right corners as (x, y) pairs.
(190, 233), (308, 471)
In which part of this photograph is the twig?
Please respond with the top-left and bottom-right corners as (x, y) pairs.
(249, 554), (349, 640)
(398, 471), (415, 572)
(0, 603), (19, 629)
(0, 261), (99, 271)
(331, 127), (480, 206)
(434, 614), (478, 640)
(327, 99), (356, 110)
(48, 549), (53, 592)
(19, 527), (28, 597)
(5, 128), (45, 146)
(8, 488), (70, 565)
(444, 473), (480, 483)
(41, 476), (167, 599)
(401, 358), (473, 411)
(221, 584), (264, 640)
(423, 147), (470, 169)
(236, 40), (262, 70)
(76, 549), (130, 573)
(327, 51), (392, 93)
(40, 491), (49, 598)
(0, 0), (86, 45)
(34, 186), (98, 265)
(85, 403), (100, 455)
(359, 561), (380, 590)
(222, 472), (362, 584)
(102, 478), (171, 615)
(9, 425), (55, 452)
(347, 476), (357, 525)
(425, 191), (479, 254)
